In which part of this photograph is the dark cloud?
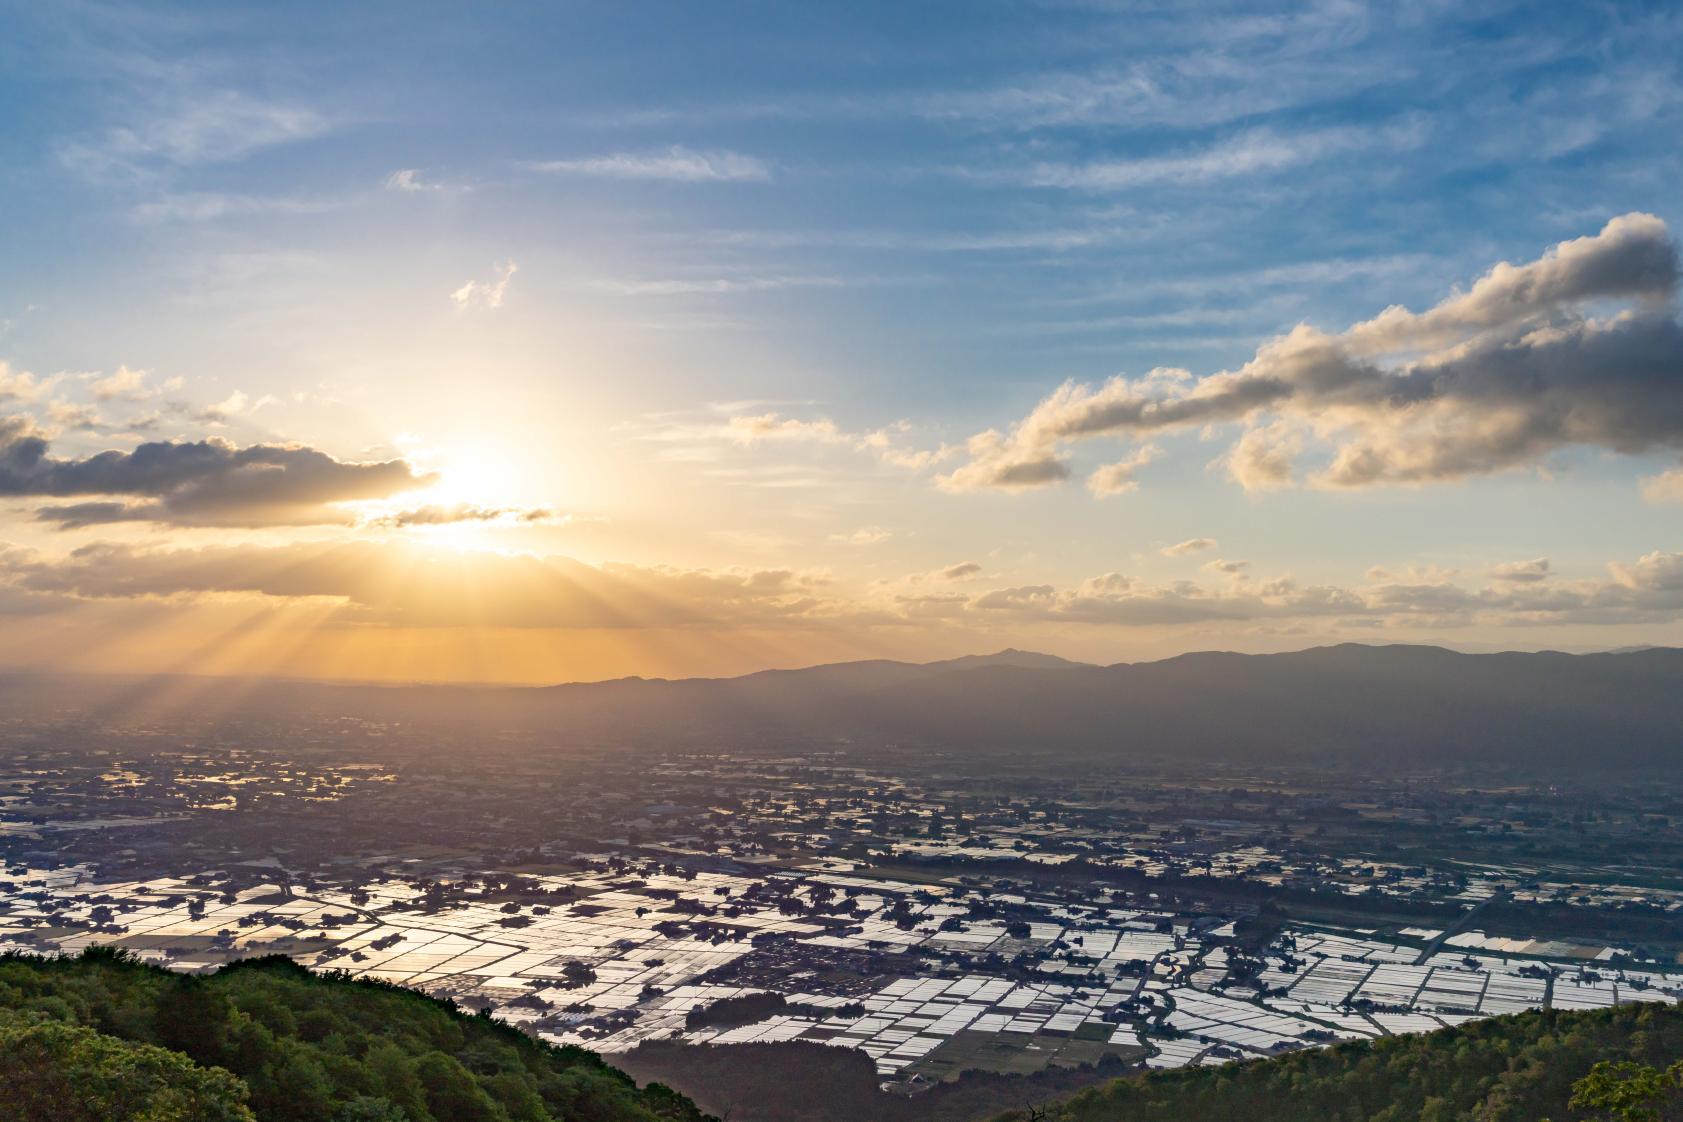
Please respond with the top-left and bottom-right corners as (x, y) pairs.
(368, 503), (556, 528)
(0, 415), (432, 526)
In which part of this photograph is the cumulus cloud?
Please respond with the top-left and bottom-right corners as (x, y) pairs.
(1162, 537), (1217, 556)
(1222, 421), (1303, 490)
(953, 547), (1683, 630)
(2, 415), (431, 528)
(531, 146), (770, 183)
(967, 574), (1362, 625)
(902, 560), (986, 585)
(0, 363), (52, 403)
(46, 402), (101, 432)
(1641, 468), (1683, 503)
(1490, 558), (1551, 583)
(1609, 550), (1683, 592)
(8, 530), (1683, 640)
(938, 428), (1071, 491)
(452, 261), (518, 309)
(1087, 443), (1161, 496)
(89, 366), (152, 402)
(943, 213), (1683, 496)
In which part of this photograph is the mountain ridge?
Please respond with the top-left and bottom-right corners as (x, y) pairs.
(4, 643), (1683, 769)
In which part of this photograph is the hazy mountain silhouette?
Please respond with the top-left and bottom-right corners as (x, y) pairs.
(5, 644), (1682, 768)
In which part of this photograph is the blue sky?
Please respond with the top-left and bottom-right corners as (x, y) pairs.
(2, 1), (1683, 681)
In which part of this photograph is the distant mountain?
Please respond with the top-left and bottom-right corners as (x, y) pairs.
(5, 643), (1683, 769)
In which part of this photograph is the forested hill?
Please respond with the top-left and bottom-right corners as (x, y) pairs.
(997, 999), (1683, 1122)
(0, 949), (710, 1122)
(3, 950), (1682, 1122)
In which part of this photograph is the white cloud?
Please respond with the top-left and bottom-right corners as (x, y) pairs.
(0, 362), (51, 403)
(89, 365), (151, 402)
(130, 192), (342, 224)
(1087, 444), (1161, 496)
(591, 274), (848, 297)
(196, 390), (276, 423)
(954, 547), (1683, 631)
(1641, 467), (1683, 503)
(1162, 538), (1217, 556)
(1610, 550), (1683, 592)
(1021, 122), (1425, 191)
(60, 91), (331, 179)
(46, 401), (101, 432)
(452, 261), (519, 310)
(1221, 421), (1303, 491)
(943, 213), (1683, 496)
(634, 410), (949, 474)
(727, 413), (844, 445)
(531, 146), (770, 183)
(385, 168), (433, 192)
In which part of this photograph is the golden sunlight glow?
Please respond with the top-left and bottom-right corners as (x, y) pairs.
(428, 442), (531, 507)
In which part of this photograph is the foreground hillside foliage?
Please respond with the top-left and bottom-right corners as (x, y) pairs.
(0, 949), (709, 1122)
(7, 949), (1683, 1122)
(999, 1002), (1683, 1122)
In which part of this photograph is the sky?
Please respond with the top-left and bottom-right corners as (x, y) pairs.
(2, 0), (1683, 684)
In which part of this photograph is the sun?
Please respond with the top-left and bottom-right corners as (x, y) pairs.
(349, 437), (554, 549)
(427, 442), (529, 508)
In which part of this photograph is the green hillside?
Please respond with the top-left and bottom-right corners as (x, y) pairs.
(998, 1001), (1683, 1122)
(7, 949), (1683, 1122)
(0, 949), (709, 1122)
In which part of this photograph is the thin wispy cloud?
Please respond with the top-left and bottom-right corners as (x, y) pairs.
(1020, 121), (1427, 191)
(131, 192), (342, 224)
(590, 274), (848, 297)
(530, 146), (771, 182)
(59, 90), (333, 181)
(385, 168), (434, 192)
